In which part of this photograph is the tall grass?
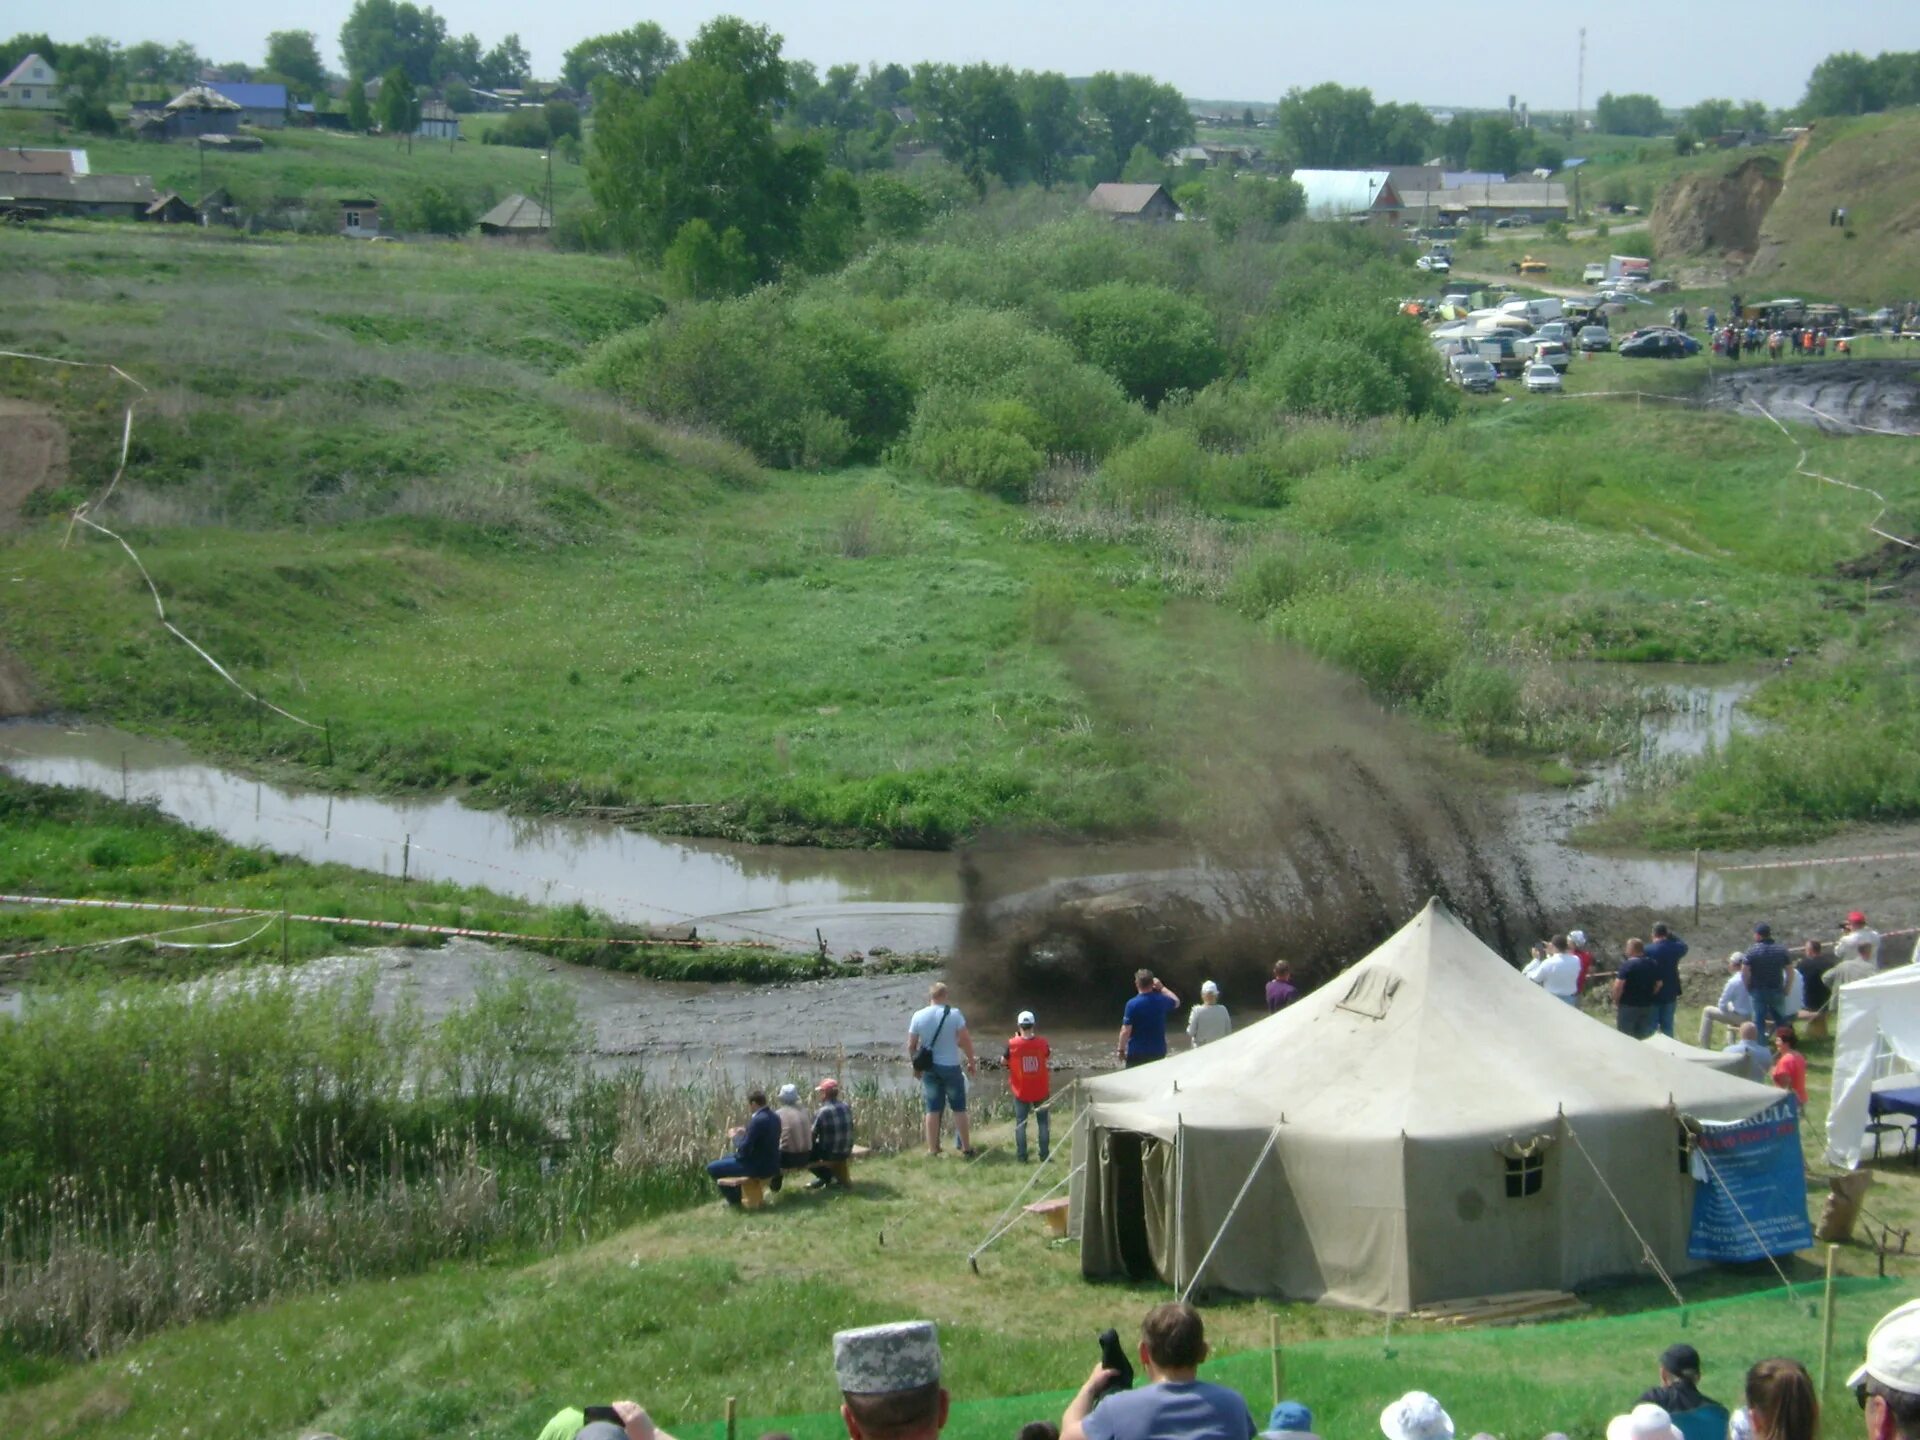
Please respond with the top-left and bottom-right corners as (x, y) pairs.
(0, 969), (926, 1356)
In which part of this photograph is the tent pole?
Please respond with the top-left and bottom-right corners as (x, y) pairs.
(1178, 1124), (1283, 1306)
(1174, 1116), (1186, 1296)
(1818, 1243), (1838, 1398)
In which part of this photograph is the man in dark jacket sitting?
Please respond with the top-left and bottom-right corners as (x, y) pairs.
(708, 1089), (782, 1205)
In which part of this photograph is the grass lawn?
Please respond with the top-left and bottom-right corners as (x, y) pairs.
(0, 993), (1910, 1440)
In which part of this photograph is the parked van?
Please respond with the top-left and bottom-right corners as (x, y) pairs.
(1474, 334), (1526, 376)
(1582, 262), (1607, 283)
(1500, 297), (1563, 326)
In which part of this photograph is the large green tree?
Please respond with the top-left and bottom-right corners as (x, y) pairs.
(563, 22), (679, 94)
(588, 17), (829, 283)
(1273, 83), (1378, 167)
(916, 62), (1026, 193)
(477, 34), (530, 88)
(1018, 70), (1080, 187)
(1083, 71), (1192, 181)
(264, 30), (326, 92)
(1593, 92), (1666, 135)
(375, 65), (418, 135)
(339, 0), (447, 86)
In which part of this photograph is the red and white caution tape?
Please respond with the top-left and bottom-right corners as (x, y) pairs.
(0, 909), (275, 964)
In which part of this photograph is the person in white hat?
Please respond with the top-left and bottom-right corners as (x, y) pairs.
(1188, 982), (1233, 1048)
(1852, 1298), (1920, 1440)
(1605, 1404), (1683, 1440)
(1005, 1011), (1052, 1163)
(835, 1321), (948, 1440)
(1380, 1391), (1454, 1440)
(772, 1082), (812, 1187)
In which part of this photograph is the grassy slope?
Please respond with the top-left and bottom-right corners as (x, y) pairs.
(1745, 108), (1920, 300)
(0, 109), (586, 216)
(0, 996), (1909, 1440)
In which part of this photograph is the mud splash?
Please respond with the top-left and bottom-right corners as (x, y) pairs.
(1710, 359), (1920, 436)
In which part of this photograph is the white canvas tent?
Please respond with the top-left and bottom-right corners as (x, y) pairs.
(1646, 1032), (1745, 1074)
(1825, 966), (1920, 1168)
(1072, 900), (1785, 1313)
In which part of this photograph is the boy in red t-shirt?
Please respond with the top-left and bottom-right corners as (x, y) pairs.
(1770, 1026), (1808, 1106)
(1005, 1010), (1052, 1163)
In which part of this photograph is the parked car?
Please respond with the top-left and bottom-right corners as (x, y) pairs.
(1582, 262), (1607, 283)
(1494, 214), (1532, 229)
(1619, 330), (1701, 359)
(1473, 333), (1527, 376)
(1523, 362), (1563, 393)
(1577, 325), (1613, 352)
(1516, 256), (1550, 274)
(1533, 320), (1572, 345)
(1645, 277), (1676, 294)
(1448, 354), (1499, 393)
(1530, 340), (1572, 371)
(1416, 253), (1451, 272)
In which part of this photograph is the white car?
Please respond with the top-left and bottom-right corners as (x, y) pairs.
(1416, 253), (1451, 272)
(1523, 362), (1563, 393)
(1582, 262), (1607, 283)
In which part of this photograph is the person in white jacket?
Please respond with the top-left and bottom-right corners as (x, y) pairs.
(1187, 982), (1233, 1047)
(1697, 954), (1754, 1046)
(1522, 935), (1582, 1005)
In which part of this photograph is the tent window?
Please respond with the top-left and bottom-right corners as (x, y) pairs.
(1504, 1151), (1544, 1198)
(1676, 1123), (1694, 1175)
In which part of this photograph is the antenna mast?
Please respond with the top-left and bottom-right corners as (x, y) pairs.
(1576, 27), (1587, 133)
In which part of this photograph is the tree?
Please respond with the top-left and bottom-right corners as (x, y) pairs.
(376, 65), (418, 136)
(588, 18), (822, 280)
(1440, 114), (1474, 168)
(564, 22), (677, 94)
(124, 40), (205, 90)
(1684, 98), (1735, 139)
(1371, 101), (1436, 164)
(662, 218), (755, 298)
(917, 62), (1026, 194)
(1593, 92), (1665, 136)
(1466, 117), (1521, 172)
(861, 173), (930, 238)
(1184, 171), (1305, 238)
(478, 34), (530, 89)
(1018, 70), (1080, 187)
(1273, 83), (1379, 167)
(436, 32), (481, 83)
(347, 74), (371, 131)
(1736, 99), (1771, 131)
(1060, 282), (1223, 407)
(1083, 71), (1191, 181)
(264, 31), (326, 93)
(339, 0), (447, 86)
(1802, 51), (1877, 118)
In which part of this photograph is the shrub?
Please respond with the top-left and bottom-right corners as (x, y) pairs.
(1224, 535), (1340, 618)
(662, 218), (754, 299)
(1436, 657), (1524, 745)
(1098, 430), (1215, 511)
(1058, 281), (1224, 407)
(913, 425), (1042, 499)
(1252, 303), (1455, 423)
(862, 173), (932, 239)
(1273, 576), (1464, 703)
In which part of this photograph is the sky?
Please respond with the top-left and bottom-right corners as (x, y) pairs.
(30, 0), (1920, 110)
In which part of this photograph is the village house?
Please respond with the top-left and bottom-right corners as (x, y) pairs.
(135, 86), (242, 142)
(415, 99), (460, 141)
(0, 172), (158, 218)
(145, 191), (197, 223)
(1399, 180), (1569, 223)
(338, 197), (380, 238)
(0, 147), (88, 176)
(1289, 169), (1402, 223)
(1085, 182), (1182, 222)
(0, 53), (61, 110)
(207, 81), (289, 128)
(476, 192), (551, 239)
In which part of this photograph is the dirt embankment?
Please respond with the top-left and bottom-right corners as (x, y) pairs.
(0, 396), (66, 532)
(1708, 359), (1920, 436)
(1651, 156), (1783, 266)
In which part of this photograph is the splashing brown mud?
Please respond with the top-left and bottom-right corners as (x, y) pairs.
(949, 604), (1547, 1021)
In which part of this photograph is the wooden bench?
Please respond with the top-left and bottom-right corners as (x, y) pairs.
(716, 1176), (769, 1210)
(1026, 1196), (1071, 1238)
(723, 1146), (874, 1209)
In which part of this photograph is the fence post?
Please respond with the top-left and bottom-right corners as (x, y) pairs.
(1270, 1312), (1284, 1411)
(1693, 849), (1702, 926)
(1818, 1243), (1839, 1398)
(726, 1395), (737, 1440)
(324, 717), (334, 767)
(402, 834), (411, 884)
(281, 907), (290, 965)
(121, 749), (129, 803)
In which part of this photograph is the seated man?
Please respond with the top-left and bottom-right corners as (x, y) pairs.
(773, 1082), (813, 1188)
(1639, 1342), (1729, 1440)
(1062, 1303), (1256, 1440)
(1721, 1022), (1772, 1085)
(809, 1076), (855, 1188)
(1260, 1402), (1322, 1440)
(1697, 955), (1753, 1047)
(707, 1089), (781, 1205)
(835, 1320), (949, 1440)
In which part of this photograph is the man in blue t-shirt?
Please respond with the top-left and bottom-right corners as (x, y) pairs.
(1061, 1302), (1254, 1440)
(1741, 923), (1792, 1037)
(1644, 922), (1690, 1038)
(1118, 970), (1182, 1069)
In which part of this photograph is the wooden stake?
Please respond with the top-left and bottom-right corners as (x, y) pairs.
(121, 750), (128, 803)
(1270, 1313), (1284, 1410)
(281, 907), (290, 965)
(725, 1396), (737, 1440)
(1818, 1243), (1839, 1398)
(323, 717), (334, 767)
(402, 834), (411, 883)
(1693, 849), (1702, 926)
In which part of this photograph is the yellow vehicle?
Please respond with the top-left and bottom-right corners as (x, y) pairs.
(1516, 255), (1550, 275)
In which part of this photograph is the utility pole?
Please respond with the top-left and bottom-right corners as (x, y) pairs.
(1576, 27), (1587, 137)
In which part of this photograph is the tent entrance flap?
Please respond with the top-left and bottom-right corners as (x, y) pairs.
(1104, 1131), (1158, 1282)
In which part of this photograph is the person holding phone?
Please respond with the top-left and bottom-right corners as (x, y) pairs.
(1118, 970), (1182, 1068)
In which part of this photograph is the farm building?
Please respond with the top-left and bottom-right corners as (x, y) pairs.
(0, 147), (87, 175)
(145, 191), (197, 223)
(0, 172), (158, 217)
(135, 86), (243, 142)
(0, 54), (61, 111)
(1402, 181), (1569, 223)
(207, 81), (288, 128)
(477, 192), (551, 238)
(416, 100), (460, 141)
(338, 198), (380, 238)
(1085, 183), (1181, 222)
(1289, 169), (1402, 222)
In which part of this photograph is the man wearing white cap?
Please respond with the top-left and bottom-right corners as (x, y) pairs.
(1380, 1391), (1455, 1440)
(773, 1083), (813, 1185)
(835, 1320), (948, 1440)
(1603, 1404), (1683, 1440)
(1005, 1012), (1052, 1164)
(1852, 1298), (1920, 1440)
(1188, 982), (1233, 1048)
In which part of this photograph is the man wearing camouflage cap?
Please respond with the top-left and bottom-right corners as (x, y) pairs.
(835, 1320), (949, 1440)
(1852, 1298), (1920, 1440)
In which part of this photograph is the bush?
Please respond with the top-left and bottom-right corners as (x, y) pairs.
(1272, 576), (1463, 703)
(1436, 657), (1524, 745)
(1058, 281), (1224, 407)
(1224, 535), (1340, 618)
(1098, 429), (1215, 511)
(1252, 303), (1455, 423)
(482, 103), (576, 148)
(387, 182), (475, 236)
(862, 173), (932, 240)
(909, 425), (1042, 500)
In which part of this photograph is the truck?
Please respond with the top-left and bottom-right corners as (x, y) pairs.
(1605, 254), (1652, 284)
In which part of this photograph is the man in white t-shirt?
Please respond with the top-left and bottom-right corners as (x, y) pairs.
(1697, 954), (1754, 1046)
(907, 982), (977, 1158)
(1522, 935), (1582, 1005)
(1841, 911), (1884, 969)
(1187, 982), (1233, 1047)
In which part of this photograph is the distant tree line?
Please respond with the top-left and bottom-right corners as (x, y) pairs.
(1800, 49), (1920, 119)
(1270, 84), (1565, 173)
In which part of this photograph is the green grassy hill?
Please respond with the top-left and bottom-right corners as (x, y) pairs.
(0, 111), (586, 219)
(1744, 107), (1920, 301)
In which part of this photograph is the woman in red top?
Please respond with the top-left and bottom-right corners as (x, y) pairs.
(1770, 1026), (1808, 1105)
(1005, 1011), (1052, 1163)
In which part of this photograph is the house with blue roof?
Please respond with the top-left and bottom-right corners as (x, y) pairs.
(208, 81), (289, 128)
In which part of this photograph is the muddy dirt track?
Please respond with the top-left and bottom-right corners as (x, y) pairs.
(1709, 358), (1920, 435)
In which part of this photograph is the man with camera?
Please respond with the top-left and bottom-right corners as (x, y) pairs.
(1061, 1303), (1255, 1440)
(907, 982), (977, 1158)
